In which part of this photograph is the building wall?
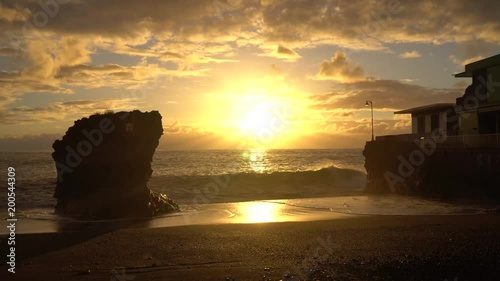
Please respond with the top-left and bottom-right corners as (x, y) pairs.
(439, 111), (447, 134)
(459, 112), (478, 135)
(363, 140), (500, 198)
(487, 65), (500, 103)
(425, 115), (431, 133)
(411, 111), (449, 135)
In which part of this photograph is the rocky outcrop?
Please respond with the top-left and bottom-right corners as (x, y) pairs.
(52, 110), (179, 220)
(363, 139), (500, 200)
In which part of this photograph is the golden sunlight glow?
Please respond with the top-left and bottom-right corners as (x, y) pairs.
(237, 201), (283, 223)
(200, 75), (315, 149)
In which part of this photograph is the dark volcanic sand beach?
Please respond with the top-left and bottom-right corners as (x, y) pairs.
(2, 214), (500, 281)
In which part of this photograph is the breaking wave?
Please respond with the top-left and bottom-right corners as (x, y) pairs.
(150, 166), (367, 204)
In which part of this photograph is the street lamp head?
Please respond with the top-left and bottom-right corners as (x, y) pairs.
(365, 100), (374, 141)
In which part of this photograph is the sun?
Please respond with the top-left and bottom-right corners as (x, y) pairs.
(234, 95), (291, 147)
(200, 75), (313, 148)
(239, 100), (282, 133)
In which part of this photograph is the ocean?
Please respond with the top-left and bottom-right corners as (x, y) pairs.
(0, 149), (364, 213)
(1, 149), (498, 233)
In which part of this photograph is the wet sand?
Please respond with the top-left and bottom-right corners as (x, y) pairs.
(2, 214), (500, 280)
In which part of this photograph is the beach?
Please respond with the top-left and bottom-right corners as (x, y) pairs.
(2, 1), (500, 280)
(2, 214), (500, 281)
(2, 151), (500, 280)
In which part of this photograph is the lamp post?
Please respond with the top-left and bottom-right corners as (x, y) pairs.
(365, 100), (374, 141)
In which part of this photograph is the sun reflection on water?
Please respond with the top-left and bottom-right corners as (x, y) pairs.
(236, 201), (284, 223)
(241, 148), (267, 173)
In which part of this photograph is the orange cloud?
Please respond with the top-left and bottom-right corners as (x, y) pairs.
(315, 51), (365, 82)
(399, 51), (421, 58)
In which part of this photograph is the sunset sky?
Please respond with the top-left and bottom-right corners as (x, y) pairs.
(1, 0), (499, 150)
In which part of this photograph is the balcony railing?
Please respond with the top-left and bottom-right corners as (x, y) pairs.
(423, 134), (500, 148)
(375, 133), (500, 148)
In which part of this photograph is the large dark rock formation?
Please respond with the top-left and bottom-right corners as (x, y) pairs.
(363, 139), (500, 200)
(52, 110), (179, 220)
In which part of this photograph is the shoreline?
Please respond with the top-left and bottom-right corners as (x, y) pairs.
(1, 214), (500, 280)
(4, 194), (500, 235)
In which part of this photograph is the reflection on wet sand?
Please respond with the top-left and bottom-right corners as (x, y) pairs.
(235, 201), (284, 223)
(9, 195), (494, 235)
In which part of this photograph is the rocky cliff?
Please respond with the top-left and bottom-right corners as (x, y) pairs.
(52, 110), (179, 220)
(363, 139), (500, 200)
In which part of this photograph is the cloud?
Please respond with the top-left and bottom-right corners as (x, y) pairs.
(0, 37), (92, 107)
(0, 134), (60, 151)
(0, 96), (16, 108)
(449, 54), (485, 67)
(277, 45), (295, 56)
(257, 44), (302, 61)
(162, 122), (207, 135)
(315, 51), (365, 82)
(0, 2), (29, 23)
(449, 39), (496, 68)
(310, 79), (461, 111)
(0, 59), (206, 111)
(0, 98), (139, 125)
(0, 131), (230, 151)
(0, 47), (16, 56)
(57, 63), (208, 89)
(320, 119), (411, 135)
(0, 70), (73, 109)
(399, 51), (421, 58)
(1, 0), (500, 149)
(260, 0), (500, 49)
(399, 78), (418, 83)
(276, 44), (301, 60)
(452, 80), (469, 89)
(1, 0), (500, 93)
(0, 1), (246, 104)
(100, 41), (238, 66)
(267, 64), (284, 79)
(2, 0), (500, 53)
